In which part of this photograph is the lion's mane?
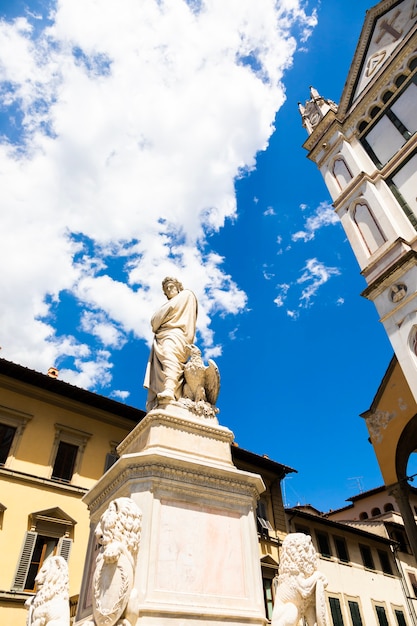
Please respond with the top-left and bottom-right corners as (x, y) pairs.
(26, 556), (69, 626)
(96, 497), (142, 560)
(277, 533), (318, 585)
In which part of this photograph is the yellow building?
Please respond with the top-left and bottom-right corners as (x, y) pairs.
(361, 355), (417, 563)
(0, 357), (294, 624)
(0, 357), (145, 625)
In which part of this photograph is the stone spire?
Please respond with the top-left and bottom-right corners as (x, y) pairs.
(298, 86), (338, 135)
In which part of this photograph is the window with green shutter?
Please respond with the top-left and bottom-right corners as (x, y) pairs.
(348, 601), (363, 626)
(329, 597), (344, 626)
(394, 609), (407, 626)
(375, 605), (389, 626)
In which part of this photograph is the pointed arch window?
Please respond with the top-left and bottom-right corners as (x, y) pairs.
(332, 157), (353, 190)
(351, 200), (386, 255)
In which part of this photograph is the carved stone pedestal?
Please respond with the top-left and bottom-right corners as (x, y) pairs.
(75, 403), (267, 626)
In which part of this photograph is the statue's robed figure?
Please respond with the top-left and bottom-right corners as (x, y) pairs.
(144, 277), (197, 411)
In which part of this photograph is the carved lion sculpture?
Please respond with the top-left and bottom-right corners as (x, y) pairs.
(25, 555), (70, 626)
(271, 533), (328, 626)
(85, 497), (142, 626)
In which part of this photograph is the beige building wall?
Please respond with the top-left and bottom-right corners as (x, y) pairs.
(287, 508), (416, 626)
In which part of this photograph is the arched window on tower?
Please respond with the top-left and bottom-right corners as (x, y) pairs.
(351, 200), (386, 255)
(332, 157), (353, 190)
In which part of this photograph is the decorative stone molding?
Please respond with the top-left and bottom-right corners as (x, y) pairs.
(118, 406), (232, 453)
(86, 459), (262, 513)
(366, 409), (396, 443)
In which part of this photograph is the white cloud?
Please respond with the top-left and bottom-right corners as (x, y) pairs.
(80, 311), (127, 349)
(111, 390), (130, 402)
(291, 201), (339, 242)
(297, 258), (341, 305)
(286, 309), (299, 319)
(59, 350), (113, 389)
(274, 282), (290, 307)
(264, 206), (276, 216)
(0, 0), (316, 386)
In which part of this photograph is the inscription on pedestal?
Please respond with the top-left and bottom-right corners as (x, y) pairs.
(155, 499), (246, 598)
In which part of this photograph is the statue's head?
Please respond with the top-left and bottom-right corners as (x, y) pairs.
(162, 277), (183, 299)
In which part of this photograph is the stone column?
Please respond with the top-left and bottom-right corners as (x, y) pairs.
(390, 481), (417, 562)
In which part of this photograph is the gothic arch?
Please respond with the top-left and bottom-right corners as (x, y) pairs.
(351, 199), (386, 254)
(331, 156), (353, 190)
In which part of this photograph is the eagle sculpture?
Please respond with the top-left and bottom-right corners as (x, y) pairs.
(183, 344), (220, 406)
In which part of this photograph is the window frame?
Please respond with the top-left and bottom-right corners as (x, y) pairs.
(328, 595), (345, 626)
(104, 440), (120, 473)
(407, 571), (417, 597)
(316, 530), (332, 559)
(12, 531), (72, 592)
(391, 605), (408, 626)
(11, 508), (74, 592)
(359, 543), (375, 570)
(347, 598), (364, 626)
(359, 73), (417, 169)
(378, 549), (394, 575)
(374, 603), (390, 626)
(0, 405), (32, 468)
(256, 498), (274, 537)
(49, 423), (91, 483)
(334, 535), (350, 564)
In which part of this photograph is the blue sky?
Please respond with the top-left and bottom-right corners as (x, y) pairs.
(0, 0), (394, 511)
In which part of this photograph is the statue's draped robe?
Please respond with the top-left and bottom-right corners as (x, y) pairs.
(144, 289), (197, 410)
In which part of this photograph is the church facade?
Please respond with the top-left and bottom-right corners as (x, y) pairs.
(300, 0), (417, 561)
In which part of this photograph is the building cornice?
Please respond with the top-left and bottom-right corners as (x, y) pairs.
(0, 466), (88, 495)
(0, 357), (145, 428)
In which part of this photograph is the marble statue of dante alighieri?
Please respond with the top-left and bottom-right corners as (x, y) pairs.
(144, 277), (198, 411)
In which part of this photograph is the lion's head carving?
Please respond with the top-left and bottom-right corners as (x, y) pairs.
(25, 555), (70, 626)
(278, 533), (318, 582)
(33, 555), (69, 606)
(272, 533), (328, 626)
(96, 497), (142, 564)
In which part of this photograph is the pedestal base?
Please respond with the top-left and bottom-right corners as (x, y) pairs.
(75, 405), (267, 626)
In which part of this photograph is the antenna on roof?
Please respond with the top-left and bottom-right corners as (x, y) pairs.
(348, 477), (364, 493)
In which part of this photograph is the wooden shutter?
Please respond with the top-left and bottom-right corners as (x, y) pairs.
(58, 537), (72, 562)
(348, 601), (363, 626)
(329, 597), (344, 626)
(11, 531), (37, 591)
